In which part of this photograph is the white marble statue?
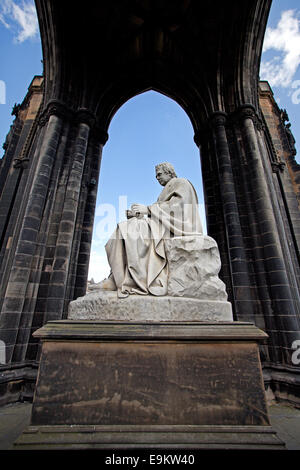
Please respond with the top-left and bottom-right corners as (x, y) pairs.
(101, 162), (203, 298)
(68, 162), (233, 321)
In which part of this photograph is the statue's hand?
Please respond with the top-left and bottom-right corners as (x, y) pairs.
(131, 204), (148, 216)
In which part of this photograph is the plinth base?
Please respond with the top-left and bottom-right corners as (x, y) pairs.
(17, 424), (282, 449)
(15, 321), (285, 449)
(68, 290), (233, 321)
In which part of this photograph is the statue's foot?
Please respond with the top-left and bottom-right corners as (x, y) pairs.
(98, 274), (117, 291)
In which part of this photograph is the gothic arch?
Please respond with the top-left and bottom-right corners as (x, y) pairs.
(94, 63), (212, 136)
(0, 0), (300, 405)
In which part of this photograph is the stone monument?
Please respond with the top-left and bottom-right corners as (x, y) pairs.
(15, 163), (284, 449)
(69, 162), (233, 322)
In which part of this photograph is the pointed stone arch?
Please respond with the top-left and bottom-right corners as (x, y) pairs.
(0, 0), (300, 405)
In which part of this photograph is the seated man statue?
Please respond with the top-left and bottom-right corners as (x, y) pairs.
(100, 162), (203, 298)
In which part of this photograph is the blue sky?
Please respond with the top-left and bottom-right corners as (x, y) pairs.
(1, 0), (300, 281)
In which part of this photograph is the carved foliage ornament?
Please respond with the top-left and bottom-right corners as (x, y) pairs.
(38, 101), (108, 144)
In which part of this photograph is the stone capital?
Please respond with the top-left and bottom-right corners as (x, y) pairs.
(38, 102), (103, 136)
(38, 100), (74, 126)
(209, 111), (228, 129)
(75, 108), (96, 128)
(229, 104), (264, 131)
(235, 104), (258, 122)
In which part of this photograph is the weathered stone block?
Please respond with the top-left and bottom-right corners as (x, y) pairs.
(165, 235), (228, 301)
(68, 291), (233, 321)
(14, 321), (285, 449)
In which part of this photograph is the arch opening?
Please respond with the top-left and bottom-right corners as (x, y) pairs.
(88, 90), (206, 283)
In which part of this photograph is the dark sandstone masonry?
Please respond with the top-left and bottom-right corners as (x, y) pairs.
(0, 0), (299, 406)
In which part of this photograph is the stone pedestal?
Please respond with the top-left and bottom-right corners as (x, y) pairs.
(69, 235), (233, 322)
(15, 321), (284, 449)
(68, 291), (233, 321)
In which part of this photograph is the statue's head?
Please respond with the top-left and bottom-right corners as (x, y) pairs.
(155, 162), (177, 186)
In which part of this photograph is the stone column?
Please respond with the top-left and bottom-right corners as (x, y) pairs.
(43, 110), (93, 323)
(194, 129), (233, 309)
(72, 130), (108, 301)
(0, 112), (63, 363)
(238, 104), (300, 364)
(13, 119), (71, 363)
(256, 124), (300, 298)
(0, 125), (46, 312)
(209, 112), (255, 321)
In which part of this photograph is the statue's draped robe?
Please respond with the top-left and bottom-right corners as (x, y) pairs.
(105, 177), (203, 298)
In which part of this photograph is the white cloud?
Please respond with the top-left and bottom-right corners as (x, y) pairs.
(260, 10), (300, 87)
(0, 0), (38, 43)
(0, 13), (10, 29)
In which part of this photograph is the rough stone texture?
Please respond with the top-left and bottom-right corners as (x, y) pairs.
(31, 334), (270, 427)
(68, 291), (232, 321)
(165, 235), (228, 301)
